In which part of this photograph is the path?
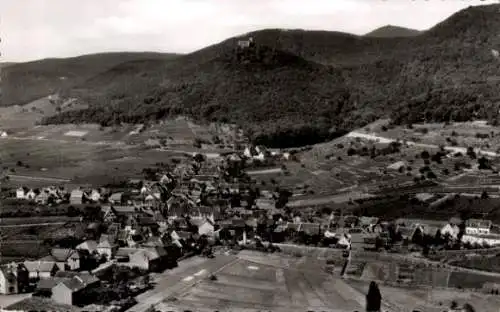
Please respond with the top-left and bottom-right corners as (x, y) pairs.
(247, 167), (282, 175)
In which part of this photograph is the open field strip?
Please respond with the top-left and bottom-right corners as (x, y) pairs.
(347, 131), (498, 157)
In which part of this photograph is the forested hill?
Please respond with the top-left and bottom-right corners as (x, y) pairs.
(365, 25), (422, 38)
(1, 52), (180, 107)
(39, 4), (500, 147)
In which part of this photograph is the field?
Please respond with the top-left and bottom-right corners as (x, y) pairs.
(349, 279), (500, 312)
(160, 251), (365, 312)
(449, 254), (500, 273)
(0, 136), (189, 187)
(0, 97), (87, 130)
(367, 120), (500, 155)
(0, 216), (78, 226)
(0, 112), (238, 188)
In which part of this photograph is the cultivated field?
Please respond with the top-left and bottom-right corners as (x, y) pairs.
(161, 252), (365, 312)
(0, 96), (87, 130)
(349, 279), (500, 312)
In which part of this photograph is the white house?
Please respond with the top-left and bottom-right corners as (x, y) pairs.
(237, 37), (253, 48)
(0, 263), (18, 294)
(336, 233), (352, 249)
(197, 219), (215, 237)
(25, 189), (36, 200)
(16, 187), (27, 199)
(461, 234), (500, 247)
(441, 223), (460, 239)
(0, 131), (7, 138)
(465, 219), (492, 235)
(89, 189), (101, 202)
(70, 189), (84, 205)
(96, 238), (117, 260)
(387, 161), (406, 171)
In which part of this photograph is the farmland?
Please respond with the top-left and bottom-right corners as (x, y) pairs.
(348, 279), (500, 312)
(0, 101), (241, 188)
(0, 96), (87, 130)
(159, 251), (366, 312)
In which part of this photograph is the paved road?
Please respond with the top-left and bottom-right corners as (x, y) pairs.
(127, 255), (239, 312)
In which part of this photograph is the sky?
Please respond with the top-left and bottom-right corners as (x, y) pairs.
(2, 0), (500, 62)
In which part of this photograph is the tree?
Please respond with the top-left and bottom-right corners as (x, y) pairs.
(366, 281), (382, 312)
(481, 190), (489, 199)
(478, 156), (491, 170)
(467, 147), (476, 159)
(193, 153), (206, 163)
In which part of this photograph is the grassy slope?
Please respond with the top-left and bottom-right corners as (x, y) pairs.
(1, 52), (180, 107)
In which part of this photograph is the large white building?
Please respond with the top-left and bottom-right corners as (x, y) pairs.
(465, 219), (492, 235)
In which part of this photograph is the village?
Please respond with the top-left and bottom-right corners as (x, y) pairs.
(2, 136), (500, 312)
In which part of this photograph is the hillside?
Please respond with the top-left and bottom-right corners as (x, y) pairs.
(39, 4), (500, 146)
(0, 62), (15, 68)
(44, 45), (353, 148)
(1, 52), (180, 107)
(365, 25), (422, 38)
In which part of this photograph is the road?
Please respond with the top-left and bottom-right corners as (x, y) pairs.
(247, 167), (283, 175)
(127, 255), (238, 312)
(346, 131), (498, 157)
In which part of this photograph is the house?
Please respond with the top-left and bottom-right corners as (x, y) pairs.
(255, 198), (275, 210)
(96, 236), (118, 260)
(109, 192), (123, 204)
(46, 248), (82, 271)
(89, 189), (101, 202)
(35, 191), (50, 205)
(24, 260), (59, 279)
(0, 131), (7, 137)
(441, 223), (460, 239)
(76, 240), (98, 255)
(359, 217), (379, 230)
(112, 205), (137, 217)
(25, 189), (36, 200)
(189, 218), (215, 237)
(387, 161), (406, 171)
(35, 277), (69, 297)
(70, 189), (84, 205)
(298, 223), (322, 236)
(16, 186), (28, 199)
(0, 263), (20, 294)
(237, 37), (254, 49)
(51, 274), (100, 306)
(466, 219), (492, 235)
(101, 205), (117, 222)
(461, 234), (500, 247)
(128, 248), (164, 272)
(336, 233), (351, 249)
